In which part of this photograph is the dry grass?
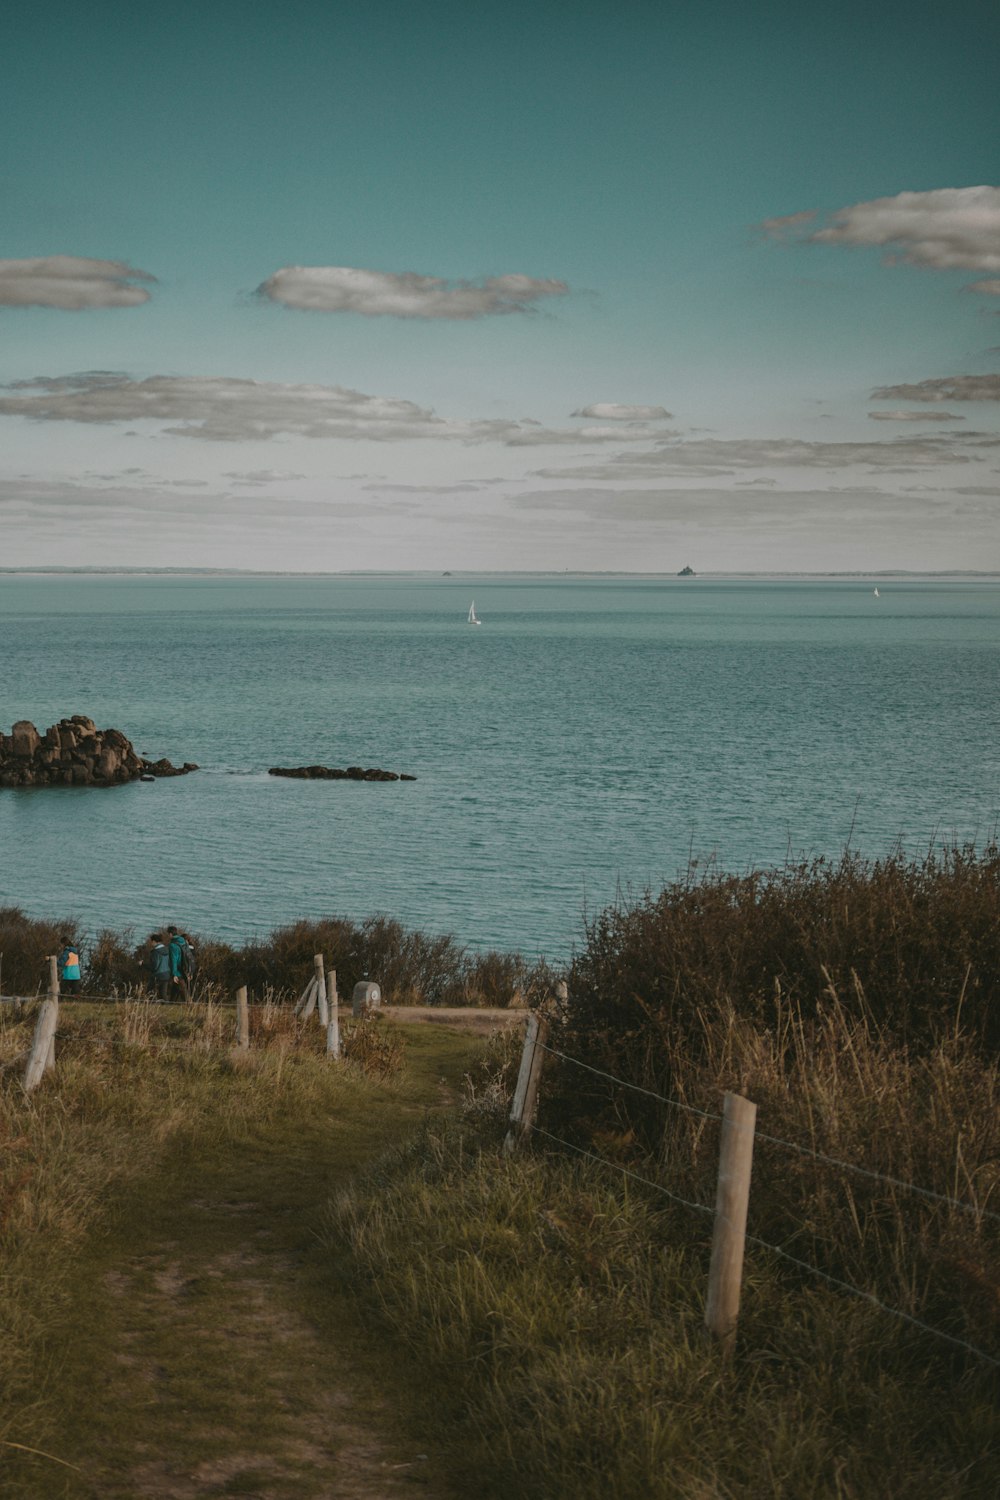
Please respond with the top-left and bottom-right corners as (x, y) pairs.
(0, 998), (482, 1498)
(330, 853), (1000, 1499)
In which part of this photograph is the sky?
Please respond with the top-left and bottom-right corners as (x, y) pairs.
(1, 0), (998, 572)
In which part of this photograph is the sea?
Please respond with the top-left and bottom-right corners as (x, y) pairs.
(0, 574), (997, 960)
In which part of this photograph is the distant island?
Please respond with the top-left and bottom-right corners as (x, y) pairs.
(678, 565), (696, 576)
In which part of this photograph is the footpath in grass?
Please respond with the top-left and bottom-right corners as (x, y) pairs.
(1, 1007), (485, 1500)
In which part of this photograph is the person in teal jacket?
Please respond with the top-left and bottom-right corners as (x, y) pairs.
(147, 933), (172, 1001)
(167, 925), (193, 1003)
(58, 936), (82, 995)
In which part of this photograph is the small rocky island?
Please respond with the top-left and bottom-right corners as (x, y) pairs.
(0, 717), (198, 788)
(269, 765), (416, 782)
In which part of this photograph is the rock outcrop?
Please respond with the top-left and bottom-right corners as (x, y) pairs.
(0, 717), (198, 787)
(268, 765), (416, 782)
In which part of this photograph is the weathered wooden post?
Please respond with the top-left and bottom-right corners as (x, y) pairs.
(235, 985), (250, 1051)
(705, 1090), (757, 1356)
(24, 957), (60, 1093)
(313, 954), (330, 1026)
(46, 955), (58, 1071)
(326, 967), (341, 1059)
(503, 1010), (550, 1154)
(294, 975), (318, 1017)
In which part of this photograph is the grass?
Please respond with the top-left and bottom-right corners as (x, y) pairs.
(328, 851), (1000, 1500)
(5, 848), (1000, 1497)
(0, 998), (484, 1498)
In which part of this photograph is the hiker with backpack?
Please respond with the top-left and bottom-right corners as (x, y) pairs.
(147, 934), (172, 1001)
(167, 925), (197, 1002)
(58, 935), (82, 995)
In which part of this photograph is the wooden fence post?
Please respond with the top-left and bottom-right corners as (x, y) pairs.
(705, 1090), (757, 1356)
(235, 985), (250, 1051)
(294, 975), (318, 1017)
(503, 1011), (550, 1154)
(313, 954), (329, 1027)
(24, 958), (60, 1093)
(326, 967), (341, 1059)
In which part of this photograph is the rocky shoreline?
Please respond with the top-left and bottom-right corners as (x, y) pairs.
(0, 717), (198, 788)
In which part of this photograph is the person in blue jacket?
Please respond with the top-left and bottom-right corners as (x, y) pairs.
(58, 936), (82, 995)
(167, 925), (193, 1003)
(147, 933), (172, 1002)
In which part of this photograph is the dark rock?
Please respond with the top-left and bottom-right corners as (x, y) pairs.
(269, 764), (414, 782)
(0, 718), (198, 789)
(139, 757), (199, 778)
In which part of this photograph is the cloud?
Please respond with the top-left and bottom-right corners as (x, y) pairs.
(0, 372), (677, 446)
(571, 403), (673, 421)
(870, 374), (1000, 402)
(223, 469), (307, 486)
(0, 257), (155, 309)
(868, 410), (964, 422)
(966, 279), (1000, 296)
(759, 187), (1000, 285)
(757, 209), (818, 240)
(257, 265), (568, 318)
(531, 433), (992, 482)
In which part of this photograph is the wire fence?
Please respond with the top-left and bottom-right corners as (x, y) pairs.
(532, 1039), (1000, 1371)
(539, 1038), (1000, 1226)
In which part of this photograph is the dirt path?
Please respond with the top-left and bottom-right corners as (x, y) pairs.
(26, 1025), (483, 1500)
(99, 1192), (437, 1499)
(382, 1004), (526, 1035)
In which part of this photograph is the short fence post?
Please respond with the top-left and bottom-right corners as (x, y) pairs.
(235, 985), (250, 1051)
(705, 1090), (757, 1357)
(503, 1011), (550, 1154)
(294, 975), (318, 1018)
(326, 967), (341, 1059)
(24, 958), (60, 1093)
(313, 953), (329, 1026)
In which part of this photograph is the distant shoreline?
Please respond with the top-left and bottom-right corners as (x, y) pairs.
(3, 568), (1000, 581)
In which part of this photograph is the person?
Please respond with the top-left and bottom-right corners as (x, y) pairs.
(166, 925), (195, 1003)
(58, 936), (82, 995)
(147, 933), (171, 1002)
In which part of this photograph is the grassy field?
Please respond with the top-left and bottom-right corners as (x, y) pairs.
(0, 999), (485, 1499)
(332, 852), (1000, 1500)
(4, 849), (999, 1498)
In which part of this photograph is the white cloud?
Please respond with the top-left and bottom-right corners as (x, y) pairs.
(868, 410), (964, 422)
(223, 469), (307, 486)
(0, 372), (676, 446)
(531, 433), (991, 482)
(257, 265), (568, 318)
(0, 256), (155, 309)
(967, 280), (1000, 296)
(760, 187), (1000, 286)
(870, 374), (1000, 403)
(571, 403), (673, 421)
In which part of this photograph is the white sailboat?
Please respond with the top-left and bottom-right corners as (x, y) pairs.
(468, 600), (482, 625)
(873, 587), (880, 598)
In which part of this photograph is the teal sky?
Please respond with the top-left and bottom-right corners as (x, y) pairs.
(1, 0), (998, 570)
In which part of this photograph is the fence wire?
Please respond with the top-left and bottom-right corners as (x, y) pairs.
(532, 1123), (1000, 1372)
(539, 1038), (1000, 1226)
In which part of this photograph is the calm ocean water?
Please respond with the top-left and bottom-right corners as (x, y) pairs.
(0, 575), (997, 959)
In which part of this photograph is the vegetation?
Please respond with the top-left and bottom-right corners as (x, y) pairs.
(4, 847), (999, 1496)
(332, 849), (1000, 1499)
(0, 906), (553, 1008)
(0, 996), (482, 1498)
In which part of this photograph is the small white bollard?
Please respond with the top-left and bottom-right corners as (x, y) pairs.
(352, 981), (381, 1018)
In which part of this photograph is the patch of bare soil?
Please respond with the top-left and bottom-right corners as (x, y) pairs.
(381, 1005), (525, 1035)
(101, 1197), (448, 1500)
